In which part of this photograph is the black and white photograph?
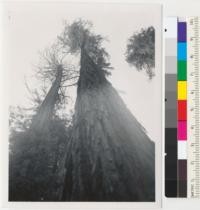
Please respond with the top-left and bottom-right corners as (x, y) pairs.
(2, 2), (162, 204)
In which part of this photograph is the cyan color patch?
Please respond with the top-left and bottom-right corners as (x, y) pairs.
(178, 43), (187, 60)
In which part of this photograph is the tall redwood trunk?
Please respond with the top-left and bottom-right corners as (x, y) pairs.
(62, 49), (155, 201)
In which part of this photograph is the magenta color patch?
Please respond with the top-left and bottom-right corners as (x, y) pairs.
(178, 121), (187, 140)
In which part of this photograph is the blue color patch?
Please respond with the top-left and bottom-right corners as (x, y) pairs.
(178, 43), (187, 60)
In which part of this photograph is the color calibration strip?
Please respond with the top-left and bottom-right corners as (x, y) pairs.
(177, 20), (187, 197)
(165, 17), (200, 198)
(165, 17), (178, 197)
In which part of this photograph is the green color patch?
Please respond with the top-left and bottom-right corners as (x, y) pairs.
(178, 61), (187, 81)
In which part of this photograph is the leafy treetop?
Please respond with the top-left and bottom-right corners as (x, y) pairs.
(58, 19), (112, 76)
(125, 26), (155, 79)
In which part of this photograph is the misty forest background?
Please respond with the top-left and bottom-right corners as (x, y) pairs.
(9, 18), (155, 201)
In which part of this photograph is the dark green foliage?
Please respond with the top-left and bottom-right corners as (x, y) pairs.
(58, 19), (112, 77)
(9, 106), (32, 133)
(125, 26), (155, 79)
(9, 114), (70, 201)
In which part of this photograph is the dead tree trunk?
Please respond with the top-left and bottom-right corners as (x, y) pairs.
(61, 49), (155, 201)
(31, 65), (63, 132)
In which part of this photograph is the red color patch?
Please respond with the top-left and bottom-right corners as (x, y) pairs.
(178, 100), (187, 121)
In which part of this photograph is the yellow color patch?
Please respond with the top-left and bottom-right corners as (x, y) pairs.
(178, 81), (187, 100)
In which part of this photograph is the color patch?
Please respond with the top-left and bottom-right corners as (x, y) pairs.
(178, 141), (187, 159)
(178, 160), (187, 197)
(178, 100), (187, 120)
(178, 121), (187, 140)
(178, 81), (187, 100)
(178, 22), (187, 42)
(166, 39), (177, 56)
(178, 61), (187, 81)
(165, 56), (177, 74)
(178, 43), (187, 60)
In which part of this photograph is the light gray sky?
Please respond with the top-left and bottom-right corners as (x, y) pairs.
(3, 2), (161, 142)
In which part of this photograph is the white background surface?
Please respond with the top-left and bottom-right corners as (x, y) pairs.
(1, 0), (200, 210)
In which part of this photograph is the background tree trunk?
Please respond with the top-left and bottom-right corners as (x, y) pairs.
(31, 65), (63, 132)
(62, 49), (155, 201)
(9, 65), (65, 201)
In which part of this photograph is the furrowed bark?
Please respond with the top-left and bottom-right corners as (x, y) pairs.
(62, 49), (155, 201)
